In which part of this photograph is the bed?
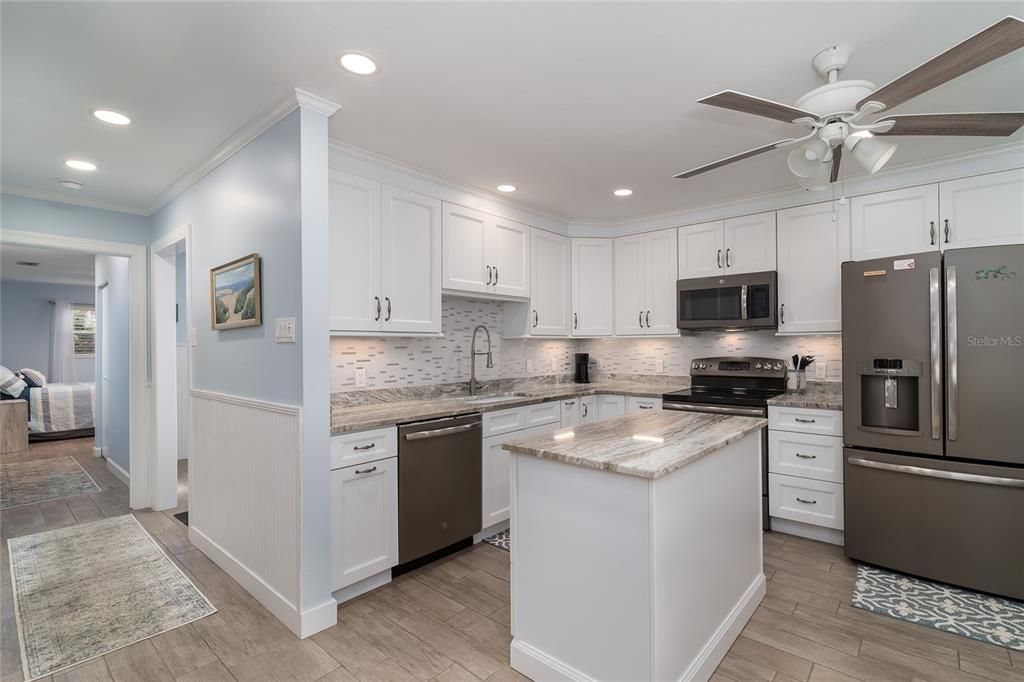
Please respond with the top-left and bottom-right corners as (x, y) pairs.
(27, 382), (96, 441)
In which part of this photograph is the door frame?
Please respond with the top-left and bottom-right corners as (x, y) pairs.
(151, 225), (191, 511)
(95, 281), (109, 459)
(0, 229), (151, 509)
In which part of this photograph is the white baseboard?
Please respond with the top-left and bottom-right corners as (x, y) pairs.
(93, 446), (102, 459)
(511, 639), (596, 682)
(105, 456), (129, 485)
(474, 519), (510, 544)
(333, 570), (391, 605)
(679, 573), (766, 682)
(771, 517), (845, 546)
(189, 526), (336, 639)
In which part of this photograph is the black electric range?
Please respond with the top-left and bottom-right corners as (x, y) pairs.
(662, 356), (788, 529)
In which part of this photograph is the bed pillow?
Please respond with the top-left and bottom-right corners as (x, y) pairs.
(0, 366), (27, 398)
(18, 368), (46, 387)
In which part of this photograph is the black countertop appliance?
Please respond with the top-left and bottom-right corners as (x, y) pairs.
(574, 353), (590, 384)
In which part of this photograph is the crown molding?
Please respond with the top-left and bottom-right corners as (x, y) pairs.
(0, 185), (148, 215)
(295, 89), (341, 117)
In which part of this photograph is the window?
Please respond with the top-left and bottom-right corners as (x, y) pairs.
(73, 304), (96, 356)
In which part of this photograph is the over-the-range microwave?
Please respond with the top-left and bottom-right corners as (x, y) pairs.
(676, 271), (778, 331)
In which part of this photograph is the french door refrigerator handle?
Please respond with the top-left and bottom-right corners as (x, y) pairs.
(946, 265), (958, 441)
(847, 456), (1024, 488)
(929, 267), (942, 440)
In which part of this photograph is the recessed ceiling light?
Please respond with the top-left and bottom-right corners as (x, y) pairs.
(92, 109), (131, 125)
(497, 184), (517, 193)
(339, 52), (378, 75)
(59, 179), (83, 190)
(65, 159), (97, 171)
(613, 188), (633, 197)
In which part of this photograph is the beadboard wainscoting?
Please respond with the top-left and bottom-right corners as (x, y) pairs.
(189, 389), (314, 635)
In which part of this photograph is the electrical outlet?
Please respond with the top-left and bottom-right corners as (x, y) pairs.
(549, 358), (557, 372)
(815, 359), (827, 380)
(526, 359), (534, 373)
(355, 366), (367, 387)
(656, 359), (665, 374)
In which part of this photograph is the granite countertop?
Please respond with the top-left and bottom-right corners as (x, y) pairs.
(502, 411), (766, 479)
(766, 382), (843, 411)
(331, 379), (687, 434)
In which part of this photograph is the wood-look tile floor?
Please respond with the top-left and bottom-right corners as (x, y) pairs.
(2, 438), (1022, 681)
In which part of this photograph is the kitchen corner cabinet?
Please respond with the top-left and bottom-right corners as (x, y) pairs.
(571, 238), (614, 336)
(851, 184), (939, 261)
(776, 201), (850, 335)
(676, 211), (775, 280)
(614, 229), (678, 336)
(328, 171), (442, 334)
(939, 169), (1024, 250)
(331, 456), (398, 591)
(442, 203), (530, 299)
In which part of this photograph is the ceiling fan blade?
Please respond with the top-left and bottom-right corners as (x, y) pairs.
(830, 144), (843, 183)
(874, 112), (1024, 136)
(858, 16), (1024, 111)
(674, 140), (793, 179)
(698, 90), (818, 124)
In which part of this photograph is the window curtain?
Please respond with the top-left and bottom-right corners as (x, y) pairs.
(50, 301), (76, 384)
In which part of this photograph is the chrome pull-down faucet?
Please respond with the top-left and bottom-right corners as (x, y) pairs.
(470, 324), (493, 396)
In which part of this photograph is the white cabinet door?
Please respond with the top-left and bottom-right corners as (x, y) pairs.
(626, 396), (662, 413)
(851, 185), (939, 261)
(614, 234), (646, 336)
(531, 229), (572, 336)
(571, 238), (614, 336)
(723, 212), (776, 274)
(381, 186), (442, 334)
(331, 457), (398, 591)
(777, 201), (850, 334)
(643, 228), (679, 334)
(490, 218), (530, 298)
(579, 395), (597, 425)
(560, 399), (581, 428)
(328, 171), (381, 333)
(596, 394), (625, 420)
(940, 169), (1024, 250)
(677, 221), (724, 279)
(482, 421), (561, 528)
(443, 203), (490, 294)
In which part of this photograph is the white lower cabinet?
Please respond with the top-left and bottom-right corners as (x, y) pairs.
(626, 396), (662, 413)
(482, 420), (561, 528)
(331, 455), (398, 591)
(769, 474), (844, 530)
(596, 394), (625, 419)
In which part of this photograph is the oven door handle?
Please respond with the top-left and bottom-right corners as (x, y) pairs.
(663, 403), (765, 418)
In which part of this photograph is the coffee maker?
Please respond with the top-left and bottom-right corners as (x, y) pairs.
(574, 353), (590, 384)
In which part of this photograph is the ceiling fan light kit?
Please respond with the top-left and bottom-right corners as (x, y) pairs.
(674, 16), (1024, 189)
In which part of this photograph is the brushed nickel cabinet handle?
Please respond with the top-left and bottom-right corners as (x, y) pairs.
(780, 303), (785, 325)
(796, 497), (817, 505)
(564, 400), (576, 406)
(486, 265), (493, 285)
(354, 466), (377, 475)
(725, 248), (731, 267)
(794, 417), (816, 424)
(929, 221), (936, 246)
(574, 312), (578, 330)
(494, 266), (498, 285)
(582, 403), (588, 417)
(353, 443), (376, 451)
(646, 310), (650, 328)
(532, 310), (538, 328)
(944, 219), (950, 244)
(795, 453), (816, 459)
(639, 310), (643, 328)
(717, 249), (722, 268)
(374, 296), (381, 321)
(638, 404), (654, 409)
(384, 297), (391, 322)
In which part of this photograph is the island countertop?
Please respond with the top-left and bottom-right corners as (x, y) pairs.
(502, 410), (766, 479)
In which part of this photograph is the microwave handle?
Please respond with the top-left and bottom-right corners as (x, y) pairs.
(740, 284), (748, 320)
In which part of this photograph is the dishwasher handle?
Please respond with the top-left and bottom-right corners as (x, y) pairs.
(404, 422), (480, 441)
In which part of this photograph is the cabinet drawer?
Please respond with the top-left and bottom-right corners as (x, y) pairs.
(520, 401), (561, 429)
(769, 431), (843, 483)
(769, 473), (844, 530)
(627, 396), (662, 413)
(331, 426), (398, 470)
(483, 408), (524, 437)
(483, 400), (562, 437)
(768, 406), (842, 436)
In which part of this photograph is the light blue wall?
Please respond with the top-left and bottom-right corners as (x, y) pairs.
(1, 193), (151, 244)
(151, 111), (303, 405)
(176, 250), (187, 344)
(0, 280), (96, 381)
(95, 255), (131, 473)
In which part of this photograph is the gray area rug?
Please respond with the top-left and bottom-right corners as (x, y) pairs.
(483, 529), (510, 551)
(852, 564), (1024, 651)
(0, 456), (101, 509)
(8, 514), (217, 680)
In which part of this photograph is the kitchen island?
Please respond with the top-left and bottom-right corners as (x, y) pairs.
(503, 410), (767, 682)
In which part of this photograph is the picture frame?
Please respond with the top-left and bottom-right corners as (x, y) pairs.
(210, 253), (262, 330)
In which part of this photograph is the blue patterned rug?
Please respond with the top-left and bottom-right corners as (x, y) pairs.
(483, 530), (510, 551)
(852, 565), (1024, 651)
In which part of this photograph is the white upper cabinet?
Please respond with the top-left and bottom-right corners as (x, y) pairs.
(443, 203), (530, 299)
(380, 186), (442, 334)
(851, 185), (940, 261)
(329, 172), (441, 335)
(531, 229), (572, 336)
(614, 229), (678, 335)
(723, 212), (776, 274)
(571, 238), (614, 336)
(677, 221), (724, 279)
(329, 171), (382, 333)
(940, 169), (1024, 250)
(776, 201), (850, 335)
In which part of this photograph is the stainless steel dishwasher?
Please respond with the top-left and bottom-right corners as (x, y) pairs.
(397, 413), (482, 565)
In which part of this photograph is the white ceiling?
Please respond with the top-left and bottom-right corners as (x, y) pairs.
(2, 2), (1022, 221)
(0, 245), (95, 286)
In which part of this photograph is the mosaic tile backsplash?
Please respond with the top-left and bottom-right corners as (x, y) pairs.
(330, 296), (843, 392)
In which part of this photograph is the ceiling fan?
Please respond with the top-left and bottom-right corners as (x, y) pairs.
(675, 16), (1024, 189)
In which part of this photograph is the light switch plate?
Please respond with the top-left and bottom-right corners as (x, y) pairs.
(656, 359), (665, 374)
(815, 360), (827, 379)
(355, 367), (367, 387)
(549, 358), (557, 372)
(526, 359), (534, 373)
(274, 317), (296, 343)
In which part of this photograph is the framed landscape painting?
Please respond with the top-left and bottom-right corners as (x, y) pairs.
(210, 253), (262, 330)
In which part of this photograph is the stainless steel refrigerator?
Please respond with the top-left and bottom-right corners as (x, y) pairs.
(842, 244), (1024, 600)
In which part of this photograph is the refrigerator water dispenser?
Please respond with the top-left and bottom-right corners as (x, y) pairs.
(858, 359), (921, 433)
